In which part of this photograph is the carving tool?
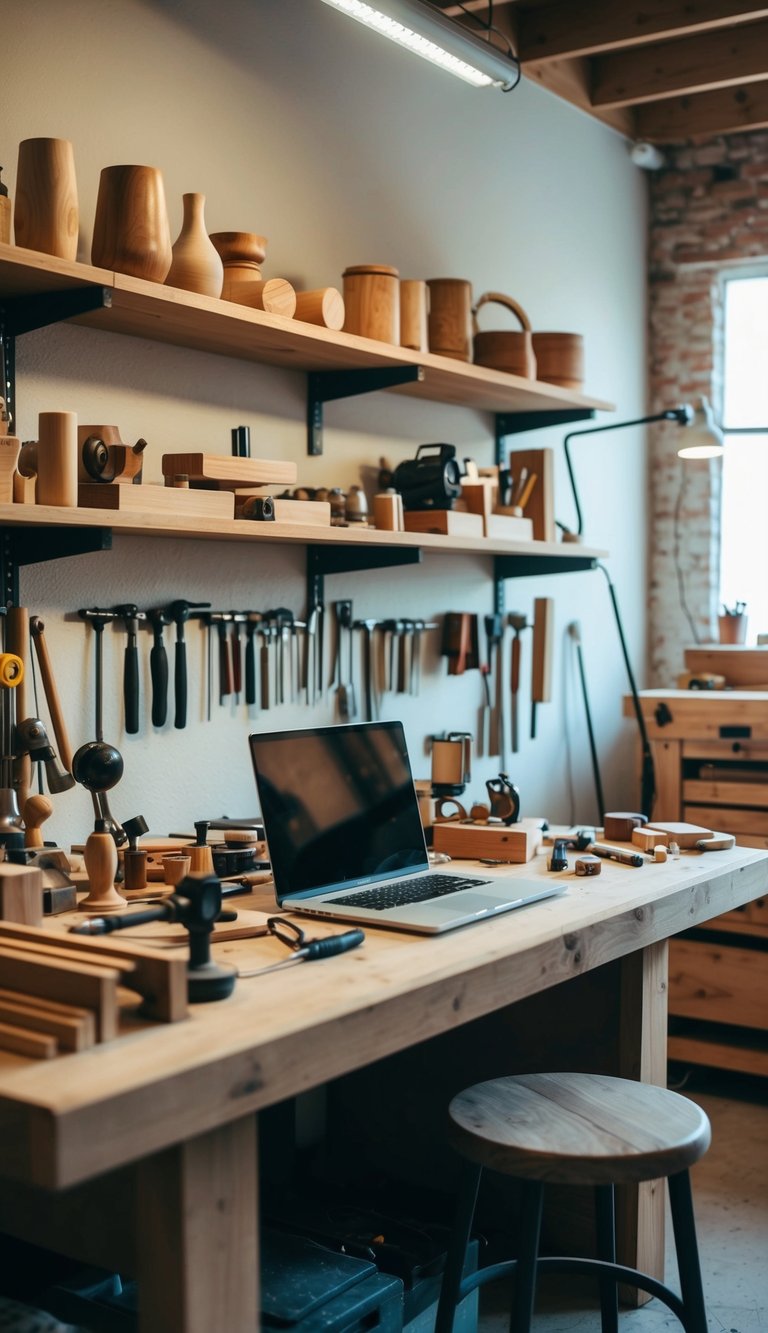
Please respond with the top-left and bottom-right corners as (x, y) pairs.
(484, 614), (503, 757)
(333, 601), (353, 719)
(210, 612), (233, 703)
(340, 600), (356, 718)
(5, 607), (32, 803)
(530, 597), (553, 739)
(230, 612), (247, 700)
(260, 622), (273, 710)
(15, 718), (75, 793)
(244, 614), (260, 708)
(0, 651), (24, 839)
(146, 608), (171, 728)
(29, 614), (75, 775)
(508, 612), (528, 755)
(354, 618), (380, 721)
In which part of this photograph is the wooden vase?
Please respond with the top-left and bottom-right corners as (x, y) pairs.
(210, 231), (268, 303)
(166, 193), (224, 298)
(426, 278), (472, 361)
(343, 264), (399, 343)
(36, 410), (78, 507)
(91, 165), (172, 282)
(14, 138), (79, 260)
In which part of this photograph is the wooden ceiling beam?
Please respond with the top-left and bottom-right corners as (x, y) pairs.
(523, 57), (636, 136)
(635, 79), (768, 138)
(592, 20), (768, 106)
(516, 1), (768, 63)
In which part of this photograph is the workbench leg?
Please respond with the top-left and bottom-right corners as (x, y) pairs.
(615, 940), (669, 1304)
(135, 1114), (259, 1333)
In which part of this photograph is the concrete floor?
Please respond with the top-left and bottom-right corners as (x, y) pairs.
(0, 1069), (765, 1331)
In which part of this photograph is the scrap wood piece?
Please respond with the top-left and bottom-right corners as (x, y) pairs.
(0, 988), (96, 1052)
(0, 1019), (58, 1060)
(0, 945), (120, 1041)
(0, 924), (187, 1024)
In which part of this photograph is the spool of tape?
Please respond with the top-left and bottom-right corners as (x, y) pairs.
(575, 854), (602, 876)
(603, 811), (647, 842)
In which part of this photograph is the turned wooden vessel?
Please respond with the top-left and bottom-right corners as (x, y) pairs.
(294, 287), (345, 330)
(343, 264), (399, 343)
(91, 164), (172, 282)
(210, 231), (268, 303)
(166, 193), (223, 298)
(532, 332), (584, 389)
(426, 277), (472, 362)
(400, 279), (429, 353)
(14, 138), (79, 260)
(36, 410), (78, 507)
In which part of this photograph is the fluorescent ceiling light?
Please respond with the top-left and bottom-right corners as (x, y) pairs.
(319, 0), (520, 90)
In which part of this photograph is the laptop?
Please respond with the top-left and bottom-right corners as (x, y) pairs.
(248, 720), (561, 934)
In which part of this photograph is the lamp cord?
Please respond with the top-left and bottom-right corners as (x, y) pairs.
(673, 468), (701, 644)
(453, 0), (522, 88)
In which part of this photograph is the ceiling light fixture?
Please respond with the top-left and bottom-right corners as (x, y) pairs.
(319, 0), (521, 90)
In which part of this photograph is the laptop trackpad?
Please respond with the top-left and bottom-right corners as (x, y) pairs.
(436, 893), (518, 915)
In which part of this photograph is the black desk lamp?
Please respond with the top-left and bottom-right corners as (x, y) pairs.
(560, 399), (723, 817)
(561, 398), (724, 541)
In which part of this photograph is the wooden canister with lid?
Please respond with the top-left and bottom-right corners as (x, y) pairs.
(342, 264), (400, 343)
(426, 278), (473, 362)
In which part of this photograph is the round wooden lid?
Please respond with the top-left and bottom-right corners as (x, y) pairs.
(343, 264), (399, 278)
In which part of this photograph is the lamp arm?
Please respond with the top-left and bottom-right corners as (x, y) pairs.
(598, 562), (656, 818)
(564, 409), (688, 536)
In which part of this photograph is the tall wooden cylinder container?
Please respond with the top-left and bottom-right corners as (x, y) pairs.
(426, 278), (472, 361)
(36, 411), (78, 507)
(343, 265), (399, 343)
(400, 279), (429, 352)
(91, 165), (172, 282)
(14, 138), (79, 260)
(166, 193), (224, 297)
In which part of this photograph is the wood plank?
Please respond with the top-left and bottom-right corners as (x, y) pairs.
(649, 739), (682, 820)
(629, 690), (768, 741)
(0, 1020), (57, 1059)
(682, 739), (768, 761)
(78, 482), (235, 520)
(684, 645), (768, 686)
(0, 864), (43, 927)
(0, 923), (187, 1024)
(682, 779), (768, 807)
(0, 994), (95, 1052)
(516, 1), (768, 62)
(635, 78), (768, 139)
(669, 937), (768, 1029)
(0, 946), (120, 1041)
(160, 452), (297, 488)
(592, 20), (768, 106)
(668, 1030), (768, 1076)
(684, 803), (768, 834)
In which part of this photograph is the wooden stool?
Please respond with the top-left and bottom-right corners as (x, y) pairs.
(435, 1072), (711, 1333)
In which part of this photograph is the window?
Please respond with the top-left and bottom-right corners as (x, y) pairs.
(719, 272), (768, 641)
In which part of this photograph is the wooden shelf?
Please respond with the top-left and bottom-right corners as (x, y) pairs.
(0, 245), (614, 418)
(0, 502), (606, 566)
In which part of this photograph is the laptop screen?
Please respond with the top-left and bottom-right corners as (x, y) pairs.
(249, 721), (429, 901)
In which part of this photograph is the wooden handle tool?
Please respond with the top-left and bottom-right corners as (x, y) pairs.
(29, 616), (74, 773)
(530, 597), (554, 739)
(5, 606), (32, 804)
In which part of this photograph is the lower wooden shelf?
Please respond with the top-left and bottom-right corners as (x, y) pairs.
(668, 1019), (768, 1078)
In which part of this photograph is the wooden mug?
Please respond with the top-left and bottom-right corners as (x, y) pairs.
(426, 278), (472, 362)
(14, 138), (79, 261)
(36, 410), (78, 507)
(532, 332), (584, 389)
(91, 165), (172, 282)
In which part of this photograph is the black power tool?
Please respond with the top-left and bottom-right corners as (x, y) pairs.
(392, 443), (464, 510)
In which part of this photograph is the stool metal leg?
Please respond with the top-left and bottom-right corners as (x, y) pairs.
(435, 1161), (482, 1333)
(668, 1170), (708, 1333)
(511, 1179), (544, 1333)
(595, 1184), (619, 1333)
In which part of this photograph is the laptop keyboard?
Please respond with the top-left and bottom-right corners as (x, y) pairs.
(325, 872), (493, 911)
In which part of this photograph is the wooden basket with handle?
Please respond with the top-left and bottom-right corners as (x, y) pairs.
(472, 292), (536, 378)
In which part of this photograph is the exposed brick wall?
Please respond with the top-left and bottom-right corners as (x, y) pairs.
(647, 129), (768, 685)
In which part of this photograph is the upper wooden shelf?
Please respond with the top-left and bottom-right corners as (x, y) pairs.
(0, 245), (614, 418)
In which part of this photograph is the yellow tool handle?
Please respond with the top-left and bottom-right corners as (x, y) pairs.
(0, 652), (24, 687)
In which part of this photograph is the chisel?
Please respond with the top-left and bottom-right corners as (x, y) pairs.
(508, 612), (528, 754)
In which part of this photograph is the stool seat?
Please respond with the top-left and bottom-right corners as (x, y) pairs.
(448, 1072), (711, 1186)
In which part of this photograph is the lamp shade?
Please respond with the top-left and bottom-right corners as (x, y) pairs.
(677, 397), (725, 459)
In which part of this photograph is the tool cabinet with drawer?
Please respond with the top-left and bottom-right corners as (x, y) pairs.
(627, 689), (768, 1076)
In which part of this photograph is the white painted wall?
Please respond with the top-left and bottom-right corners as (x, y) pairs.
(3, 0), (649, 849)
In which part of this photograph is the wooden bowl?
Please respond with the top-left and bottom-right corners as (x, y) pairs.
(209, 231), (268, 268)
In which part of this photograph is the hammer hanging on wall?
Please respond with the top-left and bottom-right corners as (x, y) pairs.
(530, 597), (553, 739)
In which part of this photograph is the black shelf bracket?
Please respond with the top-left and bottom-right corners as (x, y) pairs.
(495, 408), (595, 465)
(2, 285), (112, 338)
(493, 552), (598, 615)
(307, 365), (424, 456)
(307, 542), (422, 609)
(1, 526), (112, 608)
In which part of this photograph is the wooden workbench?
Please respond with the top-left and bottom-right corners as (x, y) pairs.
(0, 845), (765, 1332)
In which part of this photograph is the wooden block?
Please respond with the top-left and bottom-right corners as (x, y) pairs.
(233, 493), (331, 525)
(532, 597), (554, 705)
(684, 645), (768, 687)
(0, 864), (44, 927)
(632, 827), (670, 852)
(13, 471), (37, 504)
(642, 821), (714, 848)
(432, 819), (544, 863)
(161, 452), (297, 490)
(0, 1018), (57, 1059)
(404, 510), (484, 537)
(603, 811), (647, 842)
(507, 447), (555, 541)
(485, 514), (534, 541)
(78, 481), (234, 520)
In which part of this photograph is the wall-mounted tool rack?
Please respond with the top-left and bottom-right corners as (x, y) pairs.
(0, 244), (609, 611)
